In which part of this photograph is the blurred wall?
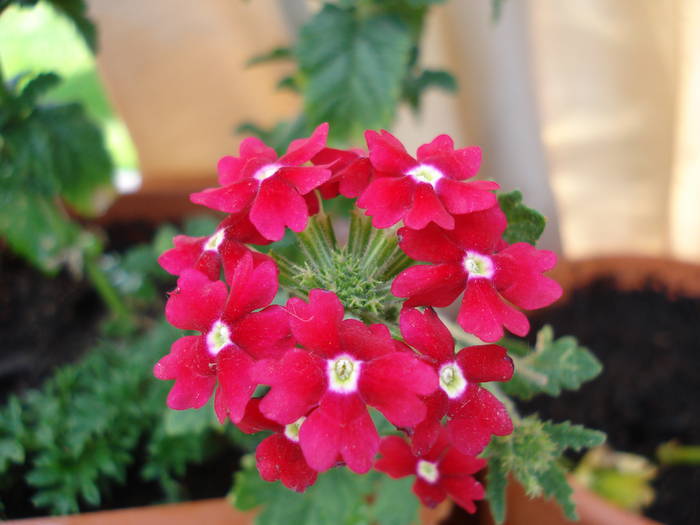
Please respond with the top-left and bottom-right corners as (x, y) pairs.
(89, 0), (700, 262)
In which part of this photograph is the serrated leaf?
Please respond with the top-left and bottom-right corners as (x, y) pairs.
(485, 456), (508, 524)
(297, 5), (412, 142)
(542, 421), (606, 454)
(498, 190), (546, 245)
(247, 46), (293, 66)
(501, 326), (602, 400)
(403, 69), (457, 111)
(539, 462), (577, 519)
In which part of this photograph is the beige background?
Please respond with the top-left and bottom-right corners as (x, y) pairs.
(89, 0), (700, 262)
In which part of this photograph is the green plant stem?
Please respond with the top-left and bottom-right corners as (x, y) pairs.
(85, 254), (134, 330)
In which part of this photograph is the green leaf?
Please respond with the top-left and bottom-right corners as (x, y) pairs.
(539, 462), (577, 520)
(164, 406), (214, 437)
(247, 46), (293, 67)
(402, 69), (457, 111)
(498, 190), (546, 245)
(501, 326), (602, 400)
(46, 0), (98, 53)
(485, 455), (508, 524)
(297, 5), (412, 142)
(370, 476), (418, 525)
(491, 0), (508, 22)
(18, 72), (61, 106)
(542, 421), (606, 454)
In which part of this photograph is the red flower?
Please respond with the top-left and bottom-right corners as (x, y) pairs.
(311, 147), (373, 199)
(357, 130), (498, 230)
(238, 399), (318, 492)
(153, 253), (293, 423)
(392, 205), (562, 342)
(158, 213), (272, 283)
(375, 431), (485, 513)
(190, 123), (331, 241)
(252, 290), (438, 474)
(400, 308), (513, 456)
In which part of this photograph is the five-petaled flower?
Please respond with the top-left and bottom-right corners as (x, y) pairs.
(358, 130), (499, 230)
(392, 204), (562, 342)
(375, 431), (486, 513)
(190, 123), (331, 241)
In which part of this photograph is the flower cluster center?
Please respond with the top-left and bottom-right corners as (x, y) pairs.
(284, 417), (305, 443)
(463, 251), (494, 279)
(204, 229), (225, 252)
(254, 163), (281, 182)
(206, 320), (232, 356)
(439, 362), (467, 399)
(327, 354), (361, 393)
(406, 164), (443, 186)
(417, 460), (439, 483)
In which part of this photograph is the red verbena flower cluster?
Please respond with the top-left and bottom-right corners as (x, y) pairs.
(155, 124), (562, 513)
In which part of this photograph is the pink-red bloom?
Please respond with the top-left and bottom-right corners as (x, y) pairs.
(252, 290), (438, 474)
(190, 123), (331, 241)
(311, 147), (373, 199)
(392, 205), (562, 342)
(153, 253), (293, 423)
(238, 399), (318, 492)
(400, 308), (513, 456)
(158, 213), (272, 283)
(357, 130), (498, 230)
(375, 431), (485, 513)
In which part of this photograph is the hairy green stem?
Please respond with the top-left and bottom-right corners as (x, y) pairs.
(85, 254), (134, 330)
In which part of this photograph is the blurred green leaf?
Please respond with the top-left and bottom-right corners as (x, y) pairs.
(498, 190), (546, 245)
(297, 5), (412, 142)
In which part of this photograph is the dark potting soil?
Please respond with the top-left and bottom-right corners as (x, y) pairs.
(524, 277), (700, 525)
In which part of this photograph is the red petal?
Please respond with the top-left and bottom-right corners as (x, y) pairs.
(219, 212), (272, 246)
(214, 346), (257, 423)
(237, 398), (282, 434)
(223, 253), (278, 321)
(239, 136), (277, 161)
(493, 243), (563, 310)
(439, 449), (487, 477)
(256, 434), (318, 492)
(391, 263), (466, 308)
(399, 307), (454, 363)
(456, 345), (513, 383)
(457, 279), (529, 342)
(397, 224), (463, 264)
(404, 183), (454, 230)
(338, 319), (395, 361)
(286, 290), (344, 357)
(339, 158), (373, 198)
(413, 479), (447, 508)
(217, 155), (246, 185)
(232, 306), (293, 360)
(250, 177), (309, 241)
(278, 166), (331, 195)
(154, 336), (215, 410)
(279, 123), (329, 165)
(437, 178), (498, 215)
(447, 206), (507, 254)
(360, 352), (438, 428)
(254, 349), (326, 425)
(441, 476), (484, 514)
(375, 436), (416, 478)
(447, 386), (513, 455)
(357, 176), (415, 229)
(365, 129), (416, 174)
(416, 134), (454, 160)
(165, 269), (227, 331)
(300, 393), (378, 474)
(158, 235), (208, 277)
(411, 392), (448, 456)
(190, 179), (258, 213)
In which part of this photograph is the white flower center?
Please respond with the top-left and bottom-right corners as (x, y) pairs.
(206, 320), (232, 356)
(463, 251), (494, 279)
(327, 354), (362, 394)
(204, 229), (225, 252)
(417, 460), (439, 483)
(284, 417), (305, 443)
(253, 163), (281, 182)
(406, 164), (443, 187)
(439, 362), (468, 399)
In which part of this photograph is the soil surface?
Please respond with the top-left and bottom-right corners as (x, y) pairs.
(525, 277), (700, 525)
